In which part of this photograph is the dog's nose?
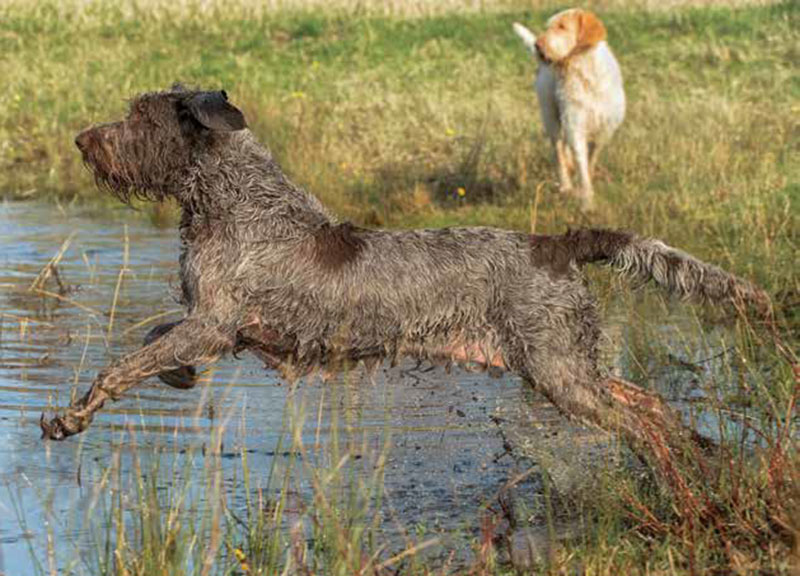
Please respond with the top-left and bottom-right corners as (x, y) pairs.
(74, 130), (91, 152)
(535, 38), (547, 60)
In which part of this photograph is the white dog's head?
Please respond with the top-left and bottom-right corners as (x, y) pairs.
(534, 9), (607, 64)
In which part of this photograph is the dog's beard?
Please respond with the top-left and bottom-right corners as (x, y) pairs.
(82, 151), (170, 205)
(96, 172), (166, 205)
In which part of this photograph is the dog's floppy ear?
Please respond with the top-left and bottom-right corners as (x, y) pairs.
(186, 90), (247, 132)
(576, 11), (606, 52)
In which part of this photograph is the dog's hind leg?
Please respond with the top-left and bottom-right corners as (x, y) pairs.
(588, 141), (601, 179)
(500, 274), (713, 496)
(507, 333), (609, 431)
(41, 317), (235, 440)
(144, 321), (199, 390)
(508, 326), (712, 514)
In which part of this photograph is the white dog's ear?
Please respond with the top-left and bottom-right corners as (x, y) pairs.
(512, 22), (538, 56)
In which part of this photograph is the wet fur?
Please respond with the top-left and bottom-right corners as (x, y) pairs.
(42, 87), (769, 463)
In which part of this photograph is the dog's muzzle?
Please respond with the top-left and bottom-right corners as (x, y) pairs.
(535, 43), (550, 64)
(74, 129), (91, 153)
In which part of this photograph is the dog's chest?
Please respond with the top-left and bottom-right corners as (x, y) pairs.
(549, 50), (625, 138)
(178, 219), (237, 308)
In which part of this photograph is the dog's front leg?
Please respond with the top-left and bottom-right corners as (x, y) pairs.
(41, 317), (235, 440)
(554, 139), (574, 193)
(566, 129), (594, 208)
(144, 321), (200, 389)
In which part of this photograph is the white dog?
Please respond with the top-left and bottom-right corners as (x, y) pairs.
(513, 9), (625, 209)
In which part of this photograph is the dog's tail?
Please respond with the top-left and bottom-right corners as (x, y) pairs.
(534, 229), (771, 316)
(512, 22), (538, 57)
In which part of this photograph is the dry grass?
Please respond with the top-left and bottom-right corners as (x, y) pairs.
(0, 0), (784, 17)
(0, 0), (798, 573)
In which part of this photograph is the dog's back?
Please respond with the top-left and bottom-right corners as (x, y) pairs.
(535, 41), (625, 145)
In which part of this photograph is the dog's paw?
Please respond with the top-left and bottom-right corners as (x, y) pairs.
(40, 412), (86, 441)
(578, 195), (596, 213)
(158, 365), (198, 390)
(557, 184), (574, 195)
(592, 164), (612, 183)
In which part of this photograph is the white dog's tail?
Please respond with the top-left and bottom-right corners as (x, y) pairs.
(512, 22), (538, 57)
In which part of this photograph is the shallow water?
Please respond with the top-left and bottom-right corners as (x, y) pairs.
(0, 201), (749, 575)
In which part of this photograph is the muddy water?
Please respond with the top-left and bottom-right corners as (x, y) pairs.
(0, 201), (741, 574)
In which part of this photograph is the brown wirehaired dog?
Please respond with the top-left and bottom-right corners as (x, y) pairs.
(514, 9), (625, 209)
(42, 87), (768, 482)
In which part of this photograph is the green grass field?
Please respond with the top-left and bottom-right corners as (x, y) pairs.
(1, 0), (798, 574)
(1, 0), (797, 296)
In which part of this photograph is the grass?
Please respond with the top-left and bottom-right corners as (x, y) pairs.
(0, 0), (797, 295)
(11, 324), (796, 576)
(0, 0), (798, 574)
(14, 385), (402, 576)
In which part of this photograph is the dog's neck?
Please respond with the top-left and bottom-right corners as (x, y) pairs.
(555, 41), (605, 73)
(180, 131), (333, 239)
(551, 42), (617, 97)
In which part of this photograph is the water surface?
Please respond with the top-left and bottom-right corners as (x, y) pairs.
(0, 201), (746, 575)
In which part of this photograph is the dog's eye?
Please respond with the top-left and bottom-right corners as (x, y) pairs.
(129, 102), (148, 121)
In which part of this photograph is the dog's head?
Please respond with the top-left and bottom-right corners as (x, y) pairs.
(534, 9), (607, 64)
(74, 84), (247, 204)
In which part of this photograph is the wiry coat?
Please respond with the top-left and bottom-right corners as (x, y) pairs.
(42, 86), (768, 471)
(514, 9), (626, 208)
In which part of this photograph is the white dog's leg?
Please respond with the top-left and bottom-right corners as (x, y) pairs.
(589, 140), (609, 181)
(555, 139), (573, 193)
(568, 132), (594, 208)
